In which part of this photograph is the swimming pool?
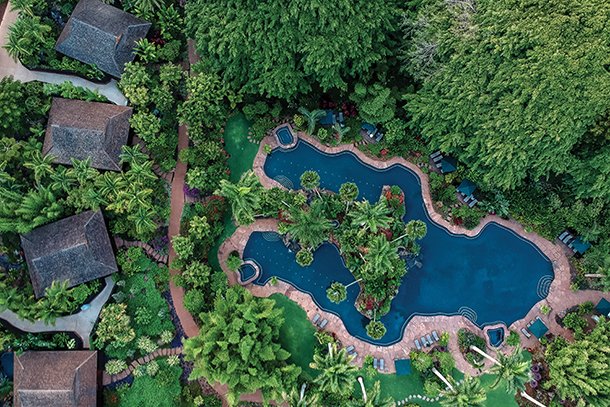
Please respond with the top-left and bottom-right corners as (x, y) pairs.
(276, 126), (294, 145)
(245, 140), (554, 345)
(487, 327), (504, 347)
(240, 263), (257, 282)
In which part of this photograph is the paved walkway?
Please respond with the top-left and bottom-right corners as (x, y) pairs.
(0, 276), (115, 348)
(218, 128), (610, 377)
(0, 5), (127, 105)
(102, 346), (184, 385)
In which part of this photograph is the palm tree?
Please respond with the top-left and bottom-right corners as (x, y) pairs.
(439, 373), (487, 407)
(23, 150), (57, 184)
(300, 170), (322, 199)
(95, 171), (125, 200)
(310, 343), (358, 396)
(215, 170), (263, 226)
(332, 123), (351, 144)
(119, 145), (148, 165)
(363, 236), (398, 278)
(126, 160), (157, 185)
(298, 107), (327, 136)
(348, 379), (394, 407)
(327, 282), (347, 304)
(391, 220), (428, 243)
(487, 348), (531, 395)
(283, 384), (319, 407)
(128, 206), (158, 236)
(286, 202), (333, 248)
(340, 182), (359, 212)
(68, 157), (99, 184)
(50, 165), (76, 192)
(349, 200), (391, 235)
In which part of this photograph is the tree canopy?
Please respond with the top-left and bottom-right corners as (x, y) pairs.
(185, 0), (400, 99)
(407, 0), (610, 193)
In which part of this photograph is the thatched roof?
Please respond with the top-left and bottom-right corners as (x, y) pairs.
(54, 0), (151, 78)
(14, 351), (98, 407)
(42, 98), (132, 171)
(20, 210), (118, 298)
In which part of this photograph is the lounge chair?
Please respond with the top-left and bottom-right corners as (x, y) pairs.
(421, 336), (429, 347)
(562, 235), (573, 243)
(380, 359), (385, 371)
(430, 151), (441, 159)
(319, 319), (328, 328)
(426, 334), (433, 344)
(521, 328), (532, 338)
(433, 155), (443, 162)
(558, 231), (568, 240)
(338, 112), (344, 123)
(432, 331), (439, 341)
(464, 194), (472, 203)
(536, 316), (541, 321)
(374, 358), (378, 369)
(352, 352), (358, 357)
(415, 339), (421, 350)
(468, 199), (478, 208)
(573, 246), (578, 253)
(312, 314), (321, 324)
(436, 162), (443, 169)
(568, 241), (574, 248)
(346, 345), (354, 353)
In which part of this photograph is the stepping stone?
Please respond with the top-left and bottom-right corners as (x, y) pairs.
(131, 360), (139, 368)
(111, 375), (117, 383)
(137, 357), (145, 364)
(117, 371), (127, 380)
(144, 355), (151, 362)
(102, 373), (111, 386)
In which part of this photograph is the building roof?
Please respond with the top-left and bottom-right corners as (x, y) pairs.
(42, 98), (132, 171)
(14, 351), (98, 407)
(54, 0), (151, 78)
(20, 210), (118, 298)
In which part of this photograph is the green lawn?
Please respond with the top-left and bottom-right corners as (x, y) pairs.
(269, 293), (527, 406)
(208, 113), (259, 272)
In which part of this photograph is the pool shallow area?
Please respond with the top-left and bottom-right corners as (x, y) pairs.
(239, 263), (257, 282)
(487, 328), (505, 347)
(276, 126), (294, 145)
(245, 140), (554, 346)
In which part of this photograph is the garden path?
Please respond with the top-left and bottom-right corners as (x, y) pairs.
(218, 127), (610, 378)
(0, 276), (114, 348)
(0, 5), (127, 105)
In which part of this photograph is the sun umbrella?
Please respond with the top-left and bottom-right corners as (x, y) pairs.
(457, 178), (477, 196)
(441, 156), (457, 173)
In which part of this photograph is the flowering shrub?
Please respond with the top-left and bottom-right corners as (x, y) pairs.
(160, 330), (174, 345)
(183, 182), (200, 197)
(150, 235), (169, 254)
(137, 336), (158, 354)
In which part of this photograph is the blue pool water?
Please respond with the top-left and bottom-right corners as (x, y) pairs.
(276, 126), (294, 145)
(240, 264), (257, 282)
(244, 140), (554, 345)
(487, 328), (504, 347)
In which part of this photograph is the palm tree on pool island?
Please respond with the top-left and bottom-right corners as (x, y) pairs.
(310, 343), (358, 396)
(349, 199), (391, 235)
(286, 201), (333, 249)
(439, 373), (487, 407)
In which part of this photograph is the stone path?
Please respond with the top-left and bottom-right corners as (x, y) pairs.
(0, 5), (127, 105)
(220, 128), (610, 377)
(114, 236), (169, 264)
(0, 276), (114, 348)
(102, 346), (184, 385)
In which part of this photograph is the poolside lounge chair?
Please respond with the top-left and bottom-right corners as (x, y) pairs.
(380, 359), (385, 371)
(468, 198), (478, 208)
(432, 331), (439, 341)
(346, 345), (354, 353)
(421, 336), (429, 347)
(558, 231), (568, 240)
(433, 155), (443, 162)
(426, 334), (433, 344)
(352, 352), (358, 357)
(338, 112), (344, 123)
(319, 319), (328, 328)
(312, 314), (321, 324)
(568, 241), (574, 248)
(521, 328), (532, 338)
(415, 339), (421, 350)
(430, 151), (441, 159)
(374, 358), (378, 369)
(536, 316), (541, 321)
(562, 235), (573, 243)
(464, 194), (472, 203)
(436, 162), (443, 169)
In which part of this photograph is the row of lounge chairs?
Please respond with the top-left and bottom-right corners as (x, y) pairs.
(345, 345), (358, 358)
(558, 231), (580, 253)
(521, 316), (542, 338)
(414, 330), (440, 350)
(373, 358), (385, 371)
(312, 313), (328, 329)
(464, 193), (478, 208)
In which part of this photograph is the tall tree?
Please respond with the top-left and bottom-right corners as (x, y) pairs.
(283, 385), (319, 407)
(300, 170), (321, 197)
(215, 170), (264, 226)
(349, 200), (392, 235)
(439, 373), (487, 407)
(487, 348), (531, 395)
(310, 343), (358, 396)
(340, 182), (359, 212)
(286, 201), (333, 249)
(407, 0), (610, 193)
(363, 235), (398, 279)
(185, 0), (399, 98)
(348, 380), (394, 407)
(183, 285), (301, 406)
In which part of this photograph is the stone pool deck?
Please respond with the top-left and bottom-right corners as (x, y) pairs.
(219, 130), (610, 377)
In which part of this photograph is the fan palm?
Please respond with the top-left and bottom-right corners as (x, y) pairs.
(349, 200), (391, 235)
(215, 170), (263, 226)
(23, 150), (57, 184)
(392, 220), (428, 243)
(286, 201), (333, 249)
(348, 379), (394, 407)
(488, 348), (531, 395)
(439, 374), (487, 407)
(119, 145), (149, 165)
(298, 107), (327, 136)
(340, 182), (359, 212)
(363, 235), (398, 278)
(128, 206), (158, 236)
(283, 384), (319, 407)
(310, 343), (358, 396)
(68, 157), (99, 184)
(300, 170), (321, 198)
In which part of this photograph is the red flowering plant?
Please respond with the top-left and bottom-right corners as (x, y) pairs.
(453, 217), (464, 226)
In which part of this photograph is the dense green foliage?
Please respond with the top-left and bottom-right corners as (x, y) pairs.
(183, 285), (301, 406)
(117, 359), (182, 407)
(185, 0), (400, 98)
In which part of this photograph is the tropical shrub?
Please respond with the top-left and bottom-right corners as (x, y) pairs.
(105, 359), (128, 375)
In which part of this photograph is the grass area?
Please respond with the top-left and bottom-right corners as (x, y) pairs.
(208, 113), (258, 272)
(224, 113), (258, 183)
(269, 293), (319, 380)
